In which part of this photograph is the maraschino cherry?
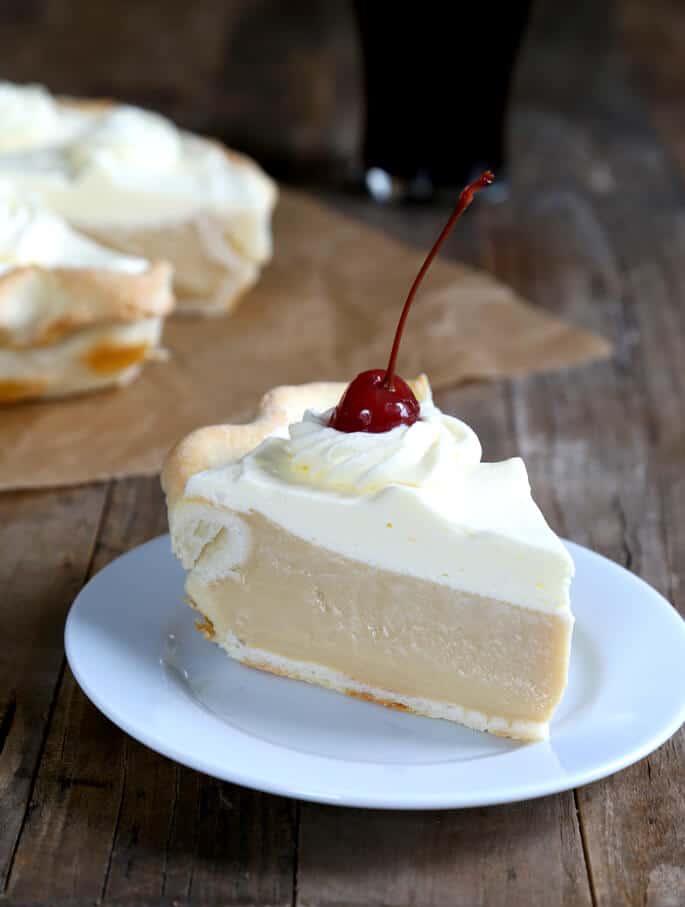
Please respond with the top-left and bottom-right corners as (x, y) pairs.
(329, 171), (494, 433)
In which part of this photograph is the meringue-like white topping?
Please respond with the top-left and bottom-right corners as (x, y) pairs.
(0, 82), (276, 251)
(70, 106), (181, 173)
(0, 186), (147, 274)
(257, 399), (482, 495)
(184, 393), (574, 615)
(0, 82), (62, 152)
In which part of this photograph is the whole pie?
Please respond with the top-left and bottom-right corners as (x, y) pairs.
(0, 188), (174, 402)
(0, 81), (276, 316)
(163, 377), (574, 741)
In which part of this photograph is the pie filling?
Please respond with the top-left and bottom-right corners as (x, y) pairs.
(83, 341), (150, 374)
(0, 319), (163, 400)
(185, 511), (573, 735)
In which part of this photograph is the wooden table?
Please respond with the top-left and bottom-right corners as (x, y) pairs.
(1, 2), (683, 904)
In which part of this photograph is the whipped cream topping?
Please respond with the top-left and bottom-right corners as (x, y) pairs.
(0, 82), (62, 152)
(0, 82), (276, 244)
(70, 106), (181, 173)
(185, 391), (574, 614)
(257, 399), (482, 495)
(0, 186), (147, 274)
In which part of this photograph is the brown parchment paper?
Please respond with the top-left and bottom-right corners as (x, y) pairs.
(0, 188), (610, 491)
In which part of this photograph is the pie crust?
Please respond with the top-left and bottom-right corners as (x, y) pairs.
(0, 260), (173, 402)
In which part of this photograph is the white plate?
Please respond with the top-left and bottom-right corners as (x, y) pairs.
(65, 536), (685, 809)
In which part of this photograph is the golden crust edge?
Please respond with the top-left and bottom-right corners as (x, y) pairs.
(0, 260), (175, 349)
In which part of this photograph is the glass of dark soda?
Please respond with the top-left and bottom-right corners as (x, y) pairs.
(354, 1), (531, 201)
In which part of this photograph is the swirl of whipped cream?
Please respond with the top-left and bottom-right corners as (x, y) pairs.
(256, 398), (482, 495)
(0, 184), (147, 274)
(0, 188), (51, 267)
(0, 82), (60, 152)
(71, 106), (181, 173)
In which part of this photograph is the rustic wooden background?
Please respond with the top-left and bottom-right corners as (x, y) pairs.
(1, 0), (684, 905)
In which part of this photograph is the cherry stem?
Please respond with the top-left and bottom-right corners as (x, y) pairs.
(382, 170), (495, 390)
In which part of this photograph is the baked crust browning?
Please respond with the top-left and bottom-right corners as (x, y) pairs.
(240, 659), (411, 715)
(237, 656), (410, 716)
(345, 689), (412, 713)
(0, 378), (48, 402)
(0, 261), (174, 350)
(195, 614), (216, 640)
(83, 341), (150, 374)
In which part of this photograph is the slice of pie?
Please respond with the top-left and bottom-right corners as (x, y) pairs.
(0, 188), (174, 402)
(163, 377), (574, 741)
(0, 81), (276, 316)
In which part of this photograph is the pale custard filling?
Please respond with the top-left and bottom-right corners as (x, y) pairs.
(186, 512), (573, 724)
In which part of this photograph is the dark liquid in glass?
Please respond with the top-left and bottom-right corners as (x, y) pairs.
(354, 2), (531, 198)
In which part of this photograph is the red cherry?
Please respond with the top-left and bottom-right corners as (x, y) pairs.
(328, 369), (420, 433)
(329, 170), (494, 434)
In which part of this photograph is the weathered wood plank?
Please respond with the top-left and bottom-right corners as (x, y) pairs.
(298, 795), (591, 907)
(0, 484), (108, 892)
(620, 0), (685, 178)
(6, 476), (297, 905)
(5, 479), (160, 901)
(7, 659), (127, 900)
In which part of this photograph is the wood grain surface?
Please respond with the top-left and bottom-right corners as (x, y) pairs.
(1, 0), (684, 904)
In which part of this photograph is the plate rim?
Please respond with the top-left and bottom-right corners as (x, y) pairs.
(65, 534), (685, 809)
